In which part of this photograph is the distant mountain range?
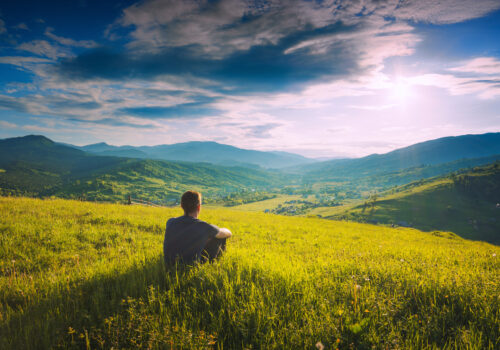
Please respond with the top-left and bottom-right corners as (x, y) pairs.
(1, 132), (500, 204)
(70, 141), (315, 169)
(0, 135), (288, 202)
(298, 132), (500, 180)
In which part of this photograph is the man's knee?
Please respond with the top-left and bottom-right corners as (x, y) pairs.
(202, 237), (226, 261)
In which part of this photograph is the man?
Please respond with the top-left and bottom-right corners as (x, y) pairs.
(163, 190), (232, 265)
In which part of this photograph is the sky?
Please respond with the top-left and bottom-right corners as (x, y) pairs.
(0, 0), (499, 158)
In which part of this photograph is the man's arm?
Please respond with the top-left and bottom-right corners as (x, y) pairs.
(215, 227), (232, 239)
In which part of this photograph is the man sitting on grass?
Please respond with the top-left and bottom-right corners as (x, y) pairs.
(163, 190), (232, 265)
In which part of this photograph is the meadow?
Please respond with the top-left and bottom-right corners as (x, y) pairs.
(0, 196), (498, 349)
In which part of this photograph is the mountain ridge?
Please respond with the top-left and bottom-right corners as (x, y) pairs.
(73, 140), (315, 169)
(0, 135), (289, 201)
(297, 132), (500, 180)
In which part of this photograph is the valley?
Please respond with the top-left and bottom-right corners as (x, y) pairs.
(1, 133), (500, 244)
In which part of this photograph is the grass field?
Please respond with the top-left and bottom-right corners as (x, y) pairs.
(1, 196), (499, 349)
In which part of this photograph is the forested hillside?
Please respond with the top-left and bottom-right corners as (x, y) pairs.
(329, 162), (500, 244)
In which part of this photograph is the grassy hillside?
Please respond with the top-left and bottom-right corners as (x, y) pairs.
(1, 197), (498, 349)
(329, 163), (500, 244)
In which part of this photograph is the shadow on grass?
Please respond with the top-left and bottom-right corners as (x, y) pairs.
(3, 254), (497, 349)
(1, 255), (169, 349)
(2, 255), (338, 349)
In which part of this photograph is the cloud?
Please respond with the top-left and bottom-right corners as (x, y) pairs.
(57, 1), (439, 93)
(16, 40), (71, 60)
(0, 56), (53, 66)
(56, 39), (361, 93)
(13, 22), (29, 31)
(110, 0), (341, 56)
(408, 57), (500, 99)
(243, 123), (281, 139)
(410, 73), (500, 99)
(200, 112), (288, 147)
(0, 120), (17, 128)
(0, 95), (30, 112)
(45, 95), (102, 110)
(68, 117), (157, 129)
(449, 57), (500, 75)
(44, 27), (97, 48)
(116, 103), (218, 119)
(108, 0), (500, 57)
(393, 0), (500, 24)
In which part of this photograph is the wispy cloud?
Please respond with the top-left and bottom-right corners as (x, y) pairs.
(16, 40), (71, 60)
(449, 57), (500, 75)
(44, 27), (97, 48)
(408, 57), (500, 99)
(0, 120), (17, 128)
(0, 56), (52, 66)
(392, 0), (500, 24)
(13, 22), (29, 31)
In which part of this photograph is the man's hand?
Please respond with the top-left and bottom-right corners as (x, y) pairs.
(215, 227), (232, 239)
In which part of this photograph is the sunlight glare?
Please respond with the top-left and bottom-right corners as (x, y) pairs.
(390, 77), (413, 103)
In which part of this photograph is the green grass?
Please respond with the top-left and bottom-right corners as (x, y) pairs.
(1, 196), (499, 349)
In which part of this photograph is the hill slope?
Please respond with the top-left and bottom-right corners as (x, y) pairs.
(78, 140), (315, 169)
(1, 197), (498, 349)
(0, 135), (288, 202)
(329, 162), (500, 244)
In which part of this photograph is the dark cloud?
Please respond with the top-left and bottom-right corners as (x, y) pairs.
(55, 22), (360, 93)
(116, 104), (218, 119)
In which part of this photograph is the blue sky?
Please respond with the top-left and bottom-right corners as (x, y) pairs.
(0, 0), (499, 157)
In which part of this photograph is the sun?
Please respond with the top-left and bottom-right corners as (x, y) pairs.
(390, 77), (413, 103)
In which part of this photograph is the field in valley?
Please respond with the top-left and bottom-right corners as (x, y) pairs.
(1, 196), (498, 349)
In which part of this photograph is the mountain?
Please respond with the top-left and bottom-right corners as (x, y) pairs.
(0, 135), (125, 175)
(77, 141), (315, 169)
(328, 162), (500, 244)
(0, 135), (288, 202)
(299, 133), (500, 181)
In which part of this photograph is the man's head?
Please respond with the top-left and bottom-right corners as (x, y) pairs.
(181, 190), (202, 216)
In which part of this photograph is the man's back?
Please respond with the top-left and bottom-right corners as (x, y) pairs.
(163, 215), (219, 264)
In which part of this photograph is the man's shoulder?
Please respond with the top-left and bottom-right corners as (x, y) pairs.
(167, 216), (217, 230)
(167, 216), (188, 226)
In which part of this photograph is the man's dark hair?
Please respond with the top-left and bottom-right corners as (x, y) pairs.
(181, 191), (202, 214)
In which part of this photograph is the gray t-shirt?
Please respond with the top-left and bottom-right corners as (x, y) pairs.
(163, 215), (219, 264)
